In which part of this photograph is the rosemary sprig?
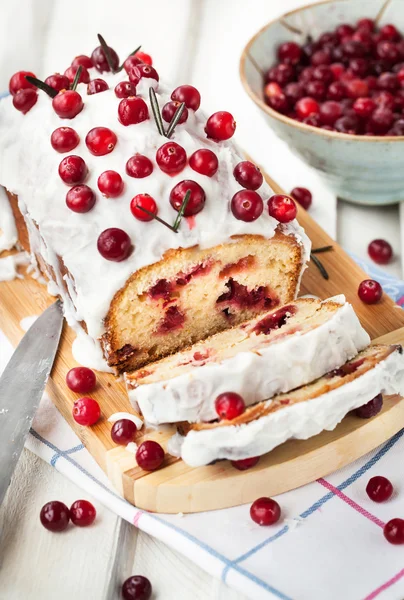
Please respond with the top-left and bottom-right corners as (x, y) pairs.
(24, 76), (57, 98)
(311, 245), (333, 254)
(97, 34), (116, 73)
(117, 45), (142, 72)
(311, 253), (329, 280)
(136, 206), (177, 233)
(70, 66), (82, 91)
(166, 102), (186, 138)
(149, 87), (165, 136)
(173, 190), (191, 232)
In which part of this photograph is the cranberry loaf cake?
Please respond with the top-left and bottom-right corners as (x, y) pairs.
(125, 295), (370, 424)
(170, 344), (404, 467)
(0, 42), (310, 373)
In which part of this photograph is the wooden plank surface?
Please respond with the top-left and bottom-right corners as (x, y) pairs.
(1, 178), (404, 513)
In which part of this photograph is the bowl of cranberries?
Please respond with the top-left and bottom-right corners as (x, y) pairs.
(240, 0), (404, 205)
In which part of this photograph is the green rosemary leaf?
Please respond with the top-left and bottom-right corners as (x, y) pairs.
(117, 45), (142, 72)
(311, 253), (329, 280)
(136, 205), (177, 232)
(97, 34), (116, 73)
(311, 245), (333, 254)
(71, 66), (82, 91)
(24, 76), (58, 98)
(173, 190), (191, 232)
(149, 87), (165, 136)
(166, 102), (186, 138)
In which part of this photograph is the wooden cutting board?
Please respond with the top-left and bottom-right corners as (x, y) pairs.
(1, 170), (404, 514)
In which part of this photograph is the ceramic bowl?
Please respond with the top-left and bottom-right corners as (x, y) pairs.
(240, 0), (404, 206)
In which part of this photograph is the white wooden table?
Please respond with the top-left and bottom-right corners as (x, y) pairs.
(0, 1), (403, 598)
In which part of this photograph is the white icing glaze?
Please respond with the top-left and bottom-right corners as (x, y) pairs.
(107, 411), (144, 430)
(0, 252), (29, 281)
(178, 348), (404, 467)
(125, 441), (139, 455)
(0, 69), (310, 355)
(20, 315), (39, 331)
(126, 299), (370, 424)
(72, 330), (113, 372)
(0, 186), (17, 252)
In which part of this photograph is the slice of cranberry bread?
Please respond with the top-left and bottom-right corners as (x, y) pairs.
(171, 344), (404, 467)
(125, 295), (370, 424)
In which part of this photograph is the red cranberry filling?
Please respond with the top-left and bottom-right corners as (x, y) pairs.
(148, 279), (173, 300)
(252, 305), (296, 335)
(326, 357), (365, 378)
(216, 278), (277, 311)
(157, 306), (185, 334)
(219, 256), (255, 278)
(176, 260), (213, 285)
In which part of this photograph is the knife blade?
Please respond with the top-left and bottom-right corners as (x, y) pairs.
(0, 300), (63, 506)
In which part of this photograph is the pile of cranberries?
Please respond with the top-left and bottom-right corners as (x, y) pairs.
(265, 19), (404, 135)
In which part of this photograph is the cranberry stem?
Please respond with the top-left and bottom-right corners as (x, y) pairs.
(149, 87), (166, 136)
(311, 253), (329, 279)
(136, 205), (178, 232)
(70, 66), (83, 91)
(97, 33), (117, 73)
(24, 75), (57, 98)
(311, 245), (333, 254)
(117, 45), (142, 72)
(166, 102), (186, 138)
(173, 189), (191, 231)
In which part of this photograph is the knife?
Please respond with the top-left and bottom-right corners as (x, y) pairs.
(0, 300), (63, 506)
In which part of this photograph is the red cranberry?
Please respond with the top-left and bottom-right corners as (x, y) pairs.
(9, 70), (36, 95)
(342, 40), (366, 59)
(135, 51), (153, 66)
(353, 97), (376, 118)
(378, 72), (399, 91)
(268, 194), (297, 223)
(278, 41), (302, 65)
(330, 63), (345, 80)
(290, 187), (312, 210)
(357, 18), (374, 33)
(327, 81), (346, 100)
(384, 518), (404, 545)
(250, 497), (281, 526)
(380, 24), (400, 42)
(162, 100), (188, 124)
(70, 500), (96, 527)
(118, 97), (149, 126)
(97, 228), (132, 262)
(52, 90), (83, 119)
(231, 456), (260, 471)
(51, 127), (80, 153)
(305, 80), (326, 101)
(87, 78), (109, 95)
(85, 127), (117, 156)
(284, 82), (305, 103)
(45, 73), (70, 92)
(296, 97), (320, 119)
(312, 65), (333, 84)
(368, 239), (393, 264)
(114, 81), (137, 98)
(355, 393), (383, 418)
(205, 111), (236, 141)
(98, 171), (124, 198)
(298, 66), (315, 84)
(124, 55), (144, 74)
(370, 108), (394, 134)
(345, 78), (369, 98)
(374, 90), (395, 109)
(130, 194), (158, 222)
(128, 64), (159, 86)
(12, 89), (37, 114)
(156, 142), (187, 175)
(58, 155), (87, 185)
(169, 180), (205, 216)
(72, 397), (101, 426)
(72, 55), (93, 69)
(40, 501), (70, 532)
(335, 115), (358, 134)
(189, 149), (218, 177)
(66, 183), (96, 213)
(66, 366), (96, 393)
(136, 440), (164, 471)
(231, 190), (263, 222)
(122, 576), (152, 600)
(268, 63), (295, 85)
(64, 65), (90, 84)
(126, 154), (153, 178)
(91, 44), (119, 73)
(266, 91), (289, 113)
(336, 23), (355, 38)
(320, 100), (342, 125)
(215, 392), (245, 420)
(303, 114), (321, 127)
(311, 49), (332, 66)
(348, 58), (368, 77)
(111, 419), (137, 445)
(366, 476), (393, 503)
(233, 161), (263, 190)
(358, 279), (383, 304)
(377, 41), (399, 63)
(171, 85), (201, 111)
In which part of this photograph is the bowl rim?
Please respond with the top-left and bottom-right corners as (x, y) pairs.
(239, 0), (404, 143)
